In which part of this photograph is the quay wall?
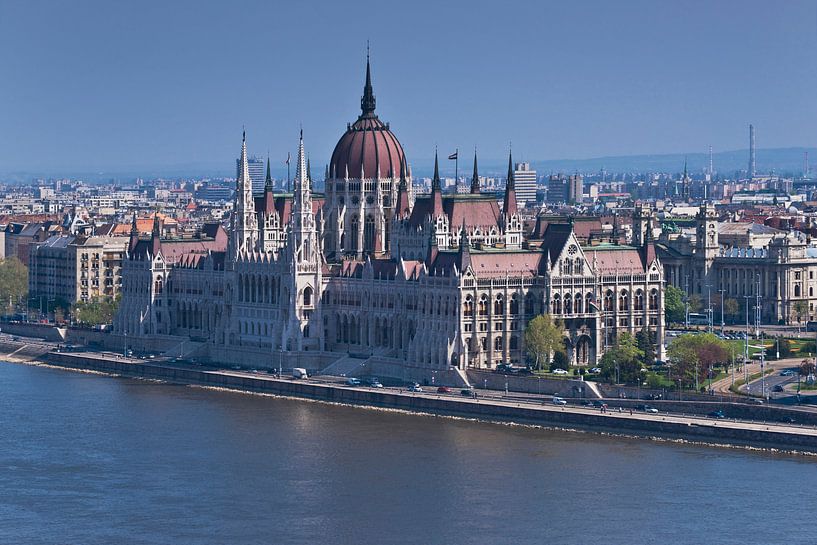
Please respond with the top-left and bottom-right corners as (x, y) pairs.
(43, 352), (817, 453)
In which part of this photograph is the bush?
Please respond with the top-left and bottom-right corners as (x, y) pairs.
(551, 350), (569, 371)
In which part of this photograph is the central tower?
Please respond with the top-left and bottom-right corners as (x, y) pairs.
(325, 53), (409, 259)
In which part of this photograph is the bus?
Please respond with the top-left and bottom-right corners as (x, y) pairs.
(806, 321), (817, 332)
(687, 312), (709, 326)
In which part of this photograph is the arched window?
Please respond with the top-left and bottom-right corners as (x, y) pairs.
(564, 260), (573, 275)
(619, 290), (629, 312)
(634, 289), (644, 311)
(575, 293), (583, 314)
(364, 215), (376, 252)
(574, 258), (583, 275)
(510, 294), (520, 315)
(350, 215), (359, 252)
(463, 296), (474, 317)
(494, 295), (504, 316)
(604, 290), (614, 311)
(649, 289), (659, 310)
(553, 294), (562, 315)
(563, 294), (572, 315)
(479, 295), (488, 316)
(303, 286), (313, 307)
(525, 293), (535, 316)
(586, 292), (594, 312)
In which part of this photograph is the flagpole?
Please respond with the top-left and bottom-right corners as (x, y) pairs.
(287, 152), (291, 192)
(455, 148), (458, 190)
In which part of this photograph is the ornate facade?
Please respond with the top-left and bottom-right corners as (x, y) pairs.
(115, 61), (665, 371)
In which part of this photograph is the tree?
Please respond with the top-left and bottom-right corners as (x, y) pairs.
(524, 314), (565, 370)
(72, 295), (120, 326)
(599, 332), (644, 385)
(793, 300), (809, 325)
(800, 359), (816, 377)
(777, 338), (793, 359)
(551, 350), (569, 371)
(0, 257), (28, 313)
(665, 285), (685, 324)
(635, 328), (657, 366)
(667, 333), (729, 388)
(723, 298), (739, 324)
(687, 293), (703, 314)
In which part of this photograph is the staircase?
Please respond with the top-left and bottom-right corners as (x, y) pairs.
(321, 354), (370, 377)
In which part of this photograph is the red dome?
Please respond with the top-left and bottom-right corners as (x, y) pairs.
(329, 57), (406, 180)
(330, 117), (405, 180)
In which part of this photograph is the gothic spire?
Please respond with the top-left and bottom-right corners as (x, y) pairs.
(503, 148), (517, 216)
(432, 148), (441, 191)
(470, 149), (480, 194)
(431, 149), (443, 217)
(264, 156), (273, 192)
(360, 45), (376, 117)
(395, 157), (410, 217)
(295, 128), (308, 187)
(458, 217), (471, 271)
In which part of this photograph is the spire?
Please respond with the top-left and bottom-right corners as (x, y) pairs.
(683, 156), (688, 179)
(395, 157), (410, 217)
(295, 128), (308, 188)
(503, 149), (517, 216)
(150, 212), (161, 256)
(458, 217), (471, 271)
(431, 149), (444, 217)
(128, 213), (139, 254)
(264, 156), (273, 192)
(130, 212), (138, 236)
(307, 155), (312, 182)
(360, 44), (376, 117)
(152, 212), (160, 237)
(470, 149), (480, 194)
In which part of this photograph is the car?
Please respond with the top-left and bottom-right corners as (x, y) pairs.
(552, 396), (567, 405)
(645, 393), (663, 400)
(780, 370), (796, 377)
(460, 388), (475, 397)
(437, 386), (451, 393)
(643, 405), (659, 414)
(552, 368), (569, 375)
(517, 367), (533, 375)
(748, 398), (764, 405)
(408, 383), (423, 392)
(580, 400), (592, 406)
(495, 363), (514, 374)
(773, 384), (785, 392)
(708, 410), (726, 419)
(592, 400), (605, 408)
(635, 404), (647, 411)
(367, 378), (383, 388)
(346, 377), (362, 386)
(589, 367), (602, 374)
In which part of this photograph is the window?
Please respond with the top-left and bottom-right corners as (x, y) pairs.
(463, 296), (474, 317)
(510, 294), (519, 315)
(604, 290), (613, 311)
(618, 290), (629, 312)
(634, 290), (644, 311)
(479, 295), (488, 316)
(553, 294), (561, 314)
(649, 289), (659, 310)
(303, 286), (313, 306)
(494, 337), (503, 350)
(494, 295), (504, 316)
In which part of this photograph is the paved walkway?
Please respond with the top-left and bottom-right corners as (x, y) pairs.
(710, 357), (801, 395)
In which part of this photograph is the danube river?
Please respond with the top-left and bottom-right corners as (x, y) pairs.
(1, 363), (815, 545)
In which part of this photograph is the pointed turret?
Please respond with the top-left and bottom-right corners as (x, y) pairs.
(360, 47), (377, 118)
(502, 149), (517, 216)
(150, 212), (161, 256)
(431, 149), (444, 217)
(264, 156), (273, 192)
(229, 129), (259, 259)
(128, 213), (139, 254)
(470, 150), (480, 194)
(395, 157), (411, 217)
(458, 218), (471, 271)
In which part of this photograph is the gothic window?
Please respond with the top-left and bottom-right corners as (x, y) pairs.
(364, 215), (375, 252)
(564, 294), (572, 315)
(553, 294), (562, 315)
(510, 294), (519, 315)
(575, 293), (583, 314)
(574, 258), (582, 275)
(463, 296), (474, 317)
(525, 293), (535, 315)
(604, 290), (614, 311)
(619, 290), (629, 312)
(303, 286), (313, 307)
(494, 295), (504, 316)
(479, 295), (488, 316)
(634, 289), (644, 311)
(564, 259), (573, 275)
(350, 215), (359, 252)
(649, 289), (658, 310)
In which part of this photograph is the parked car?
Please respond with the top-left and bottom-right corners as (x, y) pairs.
(460, 388), (477, 398)
(708, 410), (726, 419)
(552, 368), (569, 375)
(773, 384), (785, 392)
(367, 378), (383, 388)
(748, 398), (764, 405)
(643, 405), (659, 414)
(408, 383), (423, 392)
(292, 368), (308, 379)
(437, 386), (451, 393)
(552, 396), (567, 405)
(346, 377), (362, 386)
(589, 367), (602, 374)
(780, 370), (795, 377)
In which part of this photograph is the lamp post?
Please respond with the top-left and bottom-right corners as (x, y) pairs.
(718, 288), (726, 334)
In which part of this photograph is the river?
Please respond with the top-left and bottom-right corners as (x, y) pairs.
(0, 362), (814, 545)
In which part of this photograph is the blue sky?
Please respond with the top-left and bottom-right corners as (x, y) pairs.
(1, 0), (815, 176)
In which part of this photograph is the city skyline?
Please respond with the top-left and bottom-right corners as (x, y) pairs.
(2, 0), (816, 176)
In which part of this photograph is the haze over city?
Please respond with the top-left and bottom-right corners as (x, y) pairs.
(2, 0), (816, 178)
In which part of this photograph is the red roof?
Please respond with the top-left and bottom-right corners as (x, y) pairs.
(330, 116), (405, 180)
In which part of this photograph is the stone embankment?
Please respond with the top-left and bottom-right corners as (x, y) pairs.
(42, 351), (817, 453)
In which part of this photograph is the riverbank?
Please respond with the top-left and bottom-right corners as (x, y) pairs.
(24, 351), (817, 454)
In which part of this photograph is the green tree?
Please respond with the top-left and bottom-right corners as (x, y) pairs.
(667, 333), (728, 388)
(687, 293), (703, 314)
(777, 338), (793, 359)
(72, 295), (120, 326)
(0, 257), (29, 313)
(599, 332), (644, 385)
(800, 359), (816, 377)
(551, 350), (569, 371)
(723, 298), (739, 324)
(635, 328), (657, 366)
(665, 285), (685, 324)
(792, 300), (809, 325)
(524, 314), (565, 370)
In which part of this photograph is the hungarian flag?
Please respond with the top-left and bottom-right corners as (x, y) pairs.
(448, 151), (458, 160)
